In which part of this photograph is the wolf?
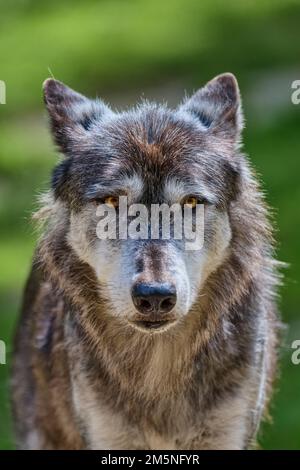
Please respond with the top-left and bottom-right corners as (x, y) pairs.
(12, 73), (280, 450)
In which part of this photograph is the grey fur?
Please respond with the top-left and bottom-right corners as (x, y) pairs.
(11, 73), (280, 449)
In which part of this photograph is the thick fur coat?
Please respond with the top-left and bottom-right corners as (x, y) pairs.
(12, 74), (280, 449)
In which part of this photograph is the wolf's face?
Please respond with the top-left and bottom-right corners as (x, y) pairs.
(44, 74), (243, 332)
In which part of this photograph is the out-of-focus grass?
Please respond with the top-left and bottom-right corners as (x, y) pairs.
(0, 0), (300, 116)
(246, 112), (300, 321)
(0, 0), (300, 450)
(260, 344), (300, 450)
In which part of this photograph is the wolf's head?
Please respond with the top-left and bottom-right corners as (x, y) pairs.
(43, 74), (244, 333)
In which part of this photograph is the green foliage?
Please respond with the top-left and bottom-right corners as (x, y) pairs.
(0, 0), (299, 449)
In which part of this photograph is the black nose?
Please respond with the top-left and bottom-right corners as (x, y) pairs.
(131, 282), (177, 315)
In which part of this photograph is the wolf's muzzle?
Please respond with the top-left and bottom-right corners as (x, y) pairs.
(131, 282), (177, 316)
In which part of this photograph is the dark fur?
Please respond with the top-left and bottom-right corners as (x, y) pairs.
(12, 74), (281, 449)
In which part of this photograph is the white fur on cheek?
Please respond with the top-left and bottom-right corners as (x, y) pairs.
(68, 213), (136, 317)
(184, 209), (232, 305)
(67, 210), (96, 266)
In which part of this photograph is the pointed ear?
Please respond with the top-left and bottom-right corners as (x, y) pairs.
(180, 73), (243, 143)
(43, 79), (110, 155)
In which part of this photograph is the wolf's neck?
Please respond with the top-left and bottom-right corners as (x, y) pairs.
(67, 304), (203, 406)
(39, 226), (263, 403)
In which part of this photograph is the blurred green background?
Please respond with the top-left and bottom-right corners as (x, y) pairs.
(0, 0), (300, 449)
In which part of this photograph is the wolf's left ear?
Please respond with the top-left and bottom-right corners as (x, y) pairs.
(180, 73), (243, 143)
(43, 79), (111, 155)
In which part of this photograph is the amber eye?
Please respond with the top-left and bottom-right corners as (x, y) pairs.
(104, 196), (119, 209)
(182, 196), (199, 208)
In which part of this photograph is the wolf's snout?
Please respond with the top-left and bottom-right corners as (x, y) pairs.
(131, 282), (177, 315)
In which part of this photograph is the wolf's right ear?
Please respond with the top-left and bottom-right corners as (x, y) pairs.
(43, 79), (111, 155)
